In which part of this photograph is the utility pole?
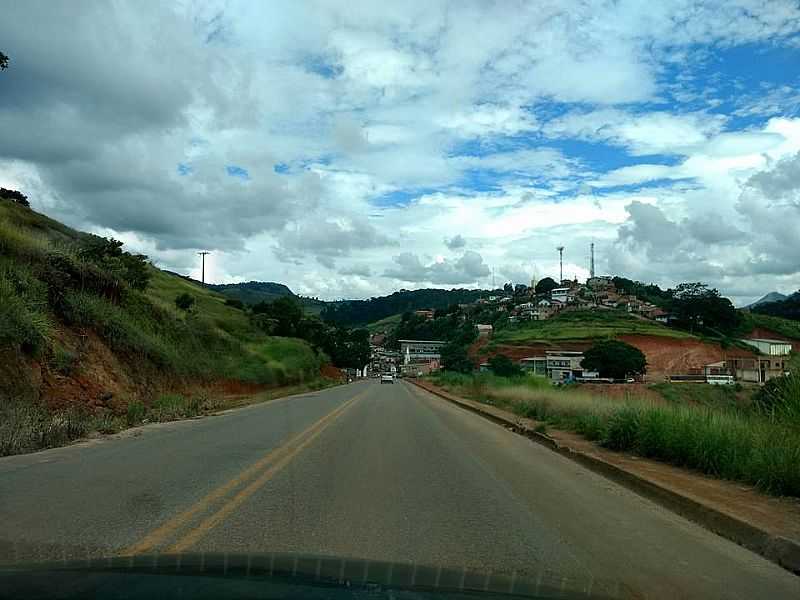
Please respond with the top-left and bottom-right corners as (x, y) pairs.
(556, 246), (565, 284)
(590, 242), (595, 279)
(197, 251), (210, 284)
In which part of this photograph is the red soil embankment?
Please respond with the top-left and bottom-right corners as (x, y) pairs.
(469, 331), (758, 381)
(618, 334), (758, 379)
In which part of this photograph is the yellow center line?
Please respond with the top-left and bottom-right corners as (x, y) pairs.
(166, 390), (363, 553)
(120, 387), (370, 556)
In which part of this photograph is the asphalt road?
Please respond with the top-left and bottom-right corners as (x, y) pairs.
(1, 380), (798, 598)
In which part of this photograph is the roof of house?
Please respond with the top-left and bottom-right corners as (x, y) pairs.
(746, 338), (793, 344)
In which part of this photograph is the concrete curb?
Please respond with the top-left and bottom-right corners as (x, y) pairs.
(409, 379), (800, 576)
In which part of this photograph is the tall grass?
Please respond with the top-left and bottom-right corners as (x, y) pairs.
(0, 263), (53, 355)
(0, 402), (95, 456)
(434, 373), (800, 497)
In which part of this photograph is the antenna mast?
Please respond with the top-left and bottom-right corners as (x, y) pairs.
(556, 246), (565, 283)
(590, 242), (595, 279)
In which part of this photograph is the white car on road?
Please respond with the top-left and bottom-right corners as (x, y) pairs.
(380, 374), (394, 384)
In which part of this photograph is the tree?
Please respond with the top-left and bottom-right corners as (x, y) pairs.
(0, 51), (9, 71)
(503, 282), (513, 295)
(0, 187), (30, 207)
(174, 292), (195, 312)
(440, 342), (473, 373)
(252, 296), (304, 336)
(514, 283), (528, 296)
(582, 340), (646, 379)
(671, 282), (739, 334)
(535, 277), (558, 295)
(488, 354), (522, 377)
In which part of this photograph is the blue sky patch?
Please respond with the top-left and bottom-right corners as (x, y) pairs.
(226, 165), (249, 179)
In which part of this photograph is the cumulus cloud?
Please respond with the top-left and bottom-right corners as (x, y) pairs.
(384, 251), (490, 285)
(444, 234), (466, 250)
(277, 216), (394, 262)
(2, 1), (800, 301)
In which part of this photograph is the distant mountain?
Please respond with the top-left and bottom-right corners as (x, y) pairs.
(744, 291), (788, 309)
(751, 290), (800, 321)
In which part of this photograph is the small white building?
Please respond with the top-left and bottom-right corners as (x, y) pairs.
(476, 324), (493, 338)
(551, 287), (570, 303)
(739, 338), (793, 356)
(399, 339), (446, 365)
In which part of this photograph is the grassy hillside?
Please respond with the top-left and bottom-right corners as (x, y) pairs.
(147, 269), (255, 340)
(366, 313), (402, 333)
(493, 310), (694, 345)
(0, 199), (330, 454)
(739, 311), (800, 340)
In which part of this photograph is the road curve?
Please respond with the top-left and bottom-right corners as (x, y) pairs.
(0, 380), (797, 598)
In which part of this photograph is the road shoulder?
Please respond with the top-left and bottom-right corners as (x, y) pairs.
(410, 378), (800, 576)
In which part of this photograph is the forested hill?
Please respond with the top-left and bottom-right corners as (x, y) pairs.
(320, 288), (486, 326)
(752, 291), (800, 321)
(207, 281), (294, 304)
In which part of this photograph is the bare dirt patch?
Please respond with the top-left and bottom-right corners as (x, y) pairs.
(618, 334), (749, 380)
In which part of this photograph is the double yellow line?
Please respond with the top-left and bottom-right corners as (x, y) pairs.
(121, 388), (369, 556)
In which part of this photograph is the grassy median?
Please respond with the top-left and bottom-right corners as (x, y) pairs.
(430, 372), (800, 497)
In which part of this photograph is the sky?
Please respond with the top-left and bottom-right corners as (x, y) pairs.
(1, 1), (800, 305)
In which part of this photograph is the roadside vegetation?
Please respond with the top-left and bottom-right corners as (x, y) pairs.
(0, 197), (342, 457)
(0, 380), (335, 457)
(429, 371), (800, 497)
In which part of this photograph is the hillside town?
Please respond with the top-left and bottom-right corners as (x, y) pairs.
(367, 274), (794, 386)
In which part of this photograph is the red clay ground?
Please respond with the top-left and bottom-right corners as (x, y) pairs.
(470, 332), (765, 381)
(617, 334), (750, 380)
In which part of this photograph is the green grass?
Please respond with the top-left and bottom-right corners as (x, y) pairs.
(493, 309), (694, 345)
(431, 373), (800, 497)
(739, 311), (800, 340)
(366, 313), (403, 333)
(147, 268), (255, 340)
(251, 337), (326, 384)
(650, 382), (751, 409)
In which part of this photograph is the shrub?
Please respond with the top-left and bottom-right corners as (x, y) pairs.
(51, 346), (79, 375)
(225, 298), (245, 310)
(488, 354), (522, 377)
(126, 401), (146, 425)
(440, 342), (473, 373)
(76, 235), (151, 291)
(174, 292), (196, 312)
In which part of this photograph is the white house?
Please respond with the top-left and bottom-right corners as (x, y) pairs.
(739, 338), (792, 356)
